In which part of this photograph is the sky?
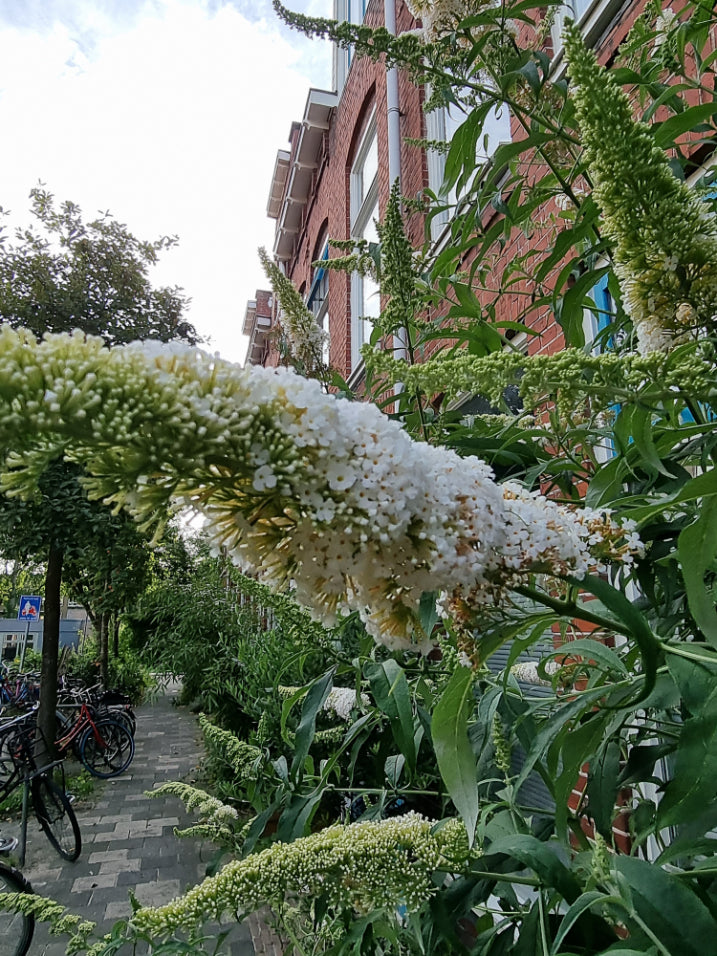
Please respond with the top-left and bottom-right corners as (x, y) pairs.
(0, 0), (333, 364)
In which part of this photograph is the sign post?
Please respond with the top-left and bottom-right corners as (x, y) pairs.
(17, 596), (41, 669)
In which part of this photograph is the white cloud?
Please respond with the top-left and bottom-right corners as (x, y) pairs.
(0, 0), (332, 363)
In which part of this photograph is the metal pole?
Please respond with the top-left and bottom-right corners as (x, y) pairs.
(19, 619), (29, 670)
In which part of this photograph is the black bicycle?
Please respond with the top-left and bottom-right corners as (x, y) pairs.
(0, 710), (81, 863)
(0, 856), (34, 956)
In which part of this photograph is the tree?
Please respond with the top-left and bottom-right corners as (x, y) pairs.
(0, 186), (199, 753)
(0, 185), (199, 345)
(63, 509), (153, 678)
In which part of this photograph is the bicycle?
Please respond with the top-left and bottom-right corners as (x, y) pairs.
(0, 853), (34, 956)
(57, 683), (136, 739)
(54, 702), (135, 779)
(0, 710), (81, 865)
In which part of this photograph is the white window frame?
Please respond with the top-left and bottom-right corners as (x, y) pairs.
(307, 242), (331, 368)
(333, 0), (369, 94)
(425, 90), (510, 245)
(349, 113), (380, 370)
(551, 0), (629, 69)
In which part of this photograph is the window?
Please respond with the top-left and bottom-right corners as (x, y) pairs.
(585, 270), (613, 347)
(333, 0), (368, 93)
(350, 113), (380, 368)
(552, 0), (594, 47)
(307, 241), (331, 368)
(551, 0), (627, 63)
(425, 95), (510, 241)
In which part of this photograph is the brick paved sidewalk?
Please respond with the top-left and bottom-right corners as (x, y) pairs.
(5, 682), (257, 955)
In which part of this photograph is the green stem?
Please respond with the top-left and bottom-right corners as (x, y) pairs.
(468, 869), (543, 887)
(514, 584), (625, 635)
(537, 891), (551, 956)
(659, 642), (717, 666)
(628, 910), (674, 956)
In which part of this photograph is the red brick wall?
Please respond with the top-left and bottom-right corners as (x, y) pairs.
(267, 0), (427, 377)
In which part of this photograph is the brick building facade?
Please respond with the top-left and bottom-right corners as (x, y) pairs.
(245, 0), (712, 374)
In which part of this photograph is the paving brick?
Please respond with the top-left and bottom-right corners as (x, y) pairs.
(88, 848), (131, 864)
(104, 900), (133, 920)
(133, 878), (181, 906)
(118, 867), (158, 886)
(72, 872), (119, 892)
(99, 858), (141, 875)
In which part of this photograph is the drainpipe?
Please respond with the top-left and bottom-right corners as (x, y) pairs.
(385, 0), (402, 188)
(384, 0), (409, 367)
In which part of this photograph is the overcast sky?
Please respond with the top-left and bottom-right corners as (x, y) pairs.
(0, 0), (332, 364)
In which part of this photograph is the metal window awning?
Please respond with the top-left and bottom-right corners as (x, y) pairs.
(267, 88), (337, 262)
(243, 298), (273, 367)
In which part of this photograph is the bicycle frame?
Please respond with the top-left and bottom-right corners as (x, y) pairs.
(55, 703), (112, 755)
(0, 710), (70, 865)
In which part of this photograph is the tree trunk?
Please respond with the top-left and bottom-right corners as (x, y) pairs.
(99, 612), (109, 687)
(111, 613), (119, 659)
(37, 543), (63, 761)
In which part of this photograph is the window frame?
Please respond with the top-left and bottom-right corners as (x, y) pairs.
(349, 112), (380, 369)
(307, 241), (331, 368)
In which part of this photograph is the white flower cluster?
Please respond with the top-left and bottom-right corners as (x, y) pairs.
(278, 306), (328, 368)
(324, 687), (369, 721)
(131, 813), (471, 936)
(407, 0), (492, 41)
(634, 314), (677, 356)
(652, 6), (676, 51)
(0, 330), (640, 651)
(510, 660), (561, 686)
(278, 685), (368, 721)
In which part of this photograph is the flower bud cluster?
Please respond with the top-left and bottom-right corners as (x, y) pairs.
(199, 715), (263, 781)
(564, 24), (717, 354)
(367, 342), (717, 419)
(0, 329), (640, 650)
(148, 781), (239, 825)
(131, 813), (472, 936)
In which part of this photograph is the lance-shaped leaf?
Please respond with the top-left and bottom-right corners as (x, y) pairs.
(431, 666), (479, 845)
(678, 497), (717, 647)
(365, 659), (416, 776)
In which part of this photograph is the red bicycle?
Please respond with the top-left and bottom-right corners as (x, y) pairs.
(54, 703), (135, 779)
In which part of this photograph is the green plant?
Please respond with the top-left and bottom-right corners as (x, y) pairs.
(1, 1), (717, 952)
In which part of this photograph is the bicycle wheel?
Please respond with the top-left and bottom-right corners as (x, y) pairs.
(98, 706), (136, 738)
(79, 720), (135, 778)
(31, 776), (81, 862)
(0, 861), (34, 956)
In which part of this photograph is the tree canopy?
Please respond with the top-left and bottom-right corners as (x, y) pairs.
(0, 185), (199, 346)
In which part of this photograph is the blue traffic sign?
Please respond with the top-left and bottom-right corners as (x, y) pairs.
(18, 596), (41, 620)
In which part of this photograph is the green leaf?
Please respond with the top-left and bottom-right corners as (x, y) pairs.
(418, 589), (440, 640)
(614, 856), (715, 956)
(486, 834), (581, 904)
(575, 575), (660, 703)
(289, 668), (335, 777)
(657, 694), (717, 828)
(585, 455), (628, 507)
(431, 666), (479, 844)
(666, 654), (717, 715)
(512, 686), (608, 797)
(552, 637), (628, 677)
(550, 890), (608, 954)
(276, 787), (324, 842)
(365, 659), (416, 776)
(585, 739), (621, 839)
(678, 497), (717, 647)
(653, 102), (717, 147)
